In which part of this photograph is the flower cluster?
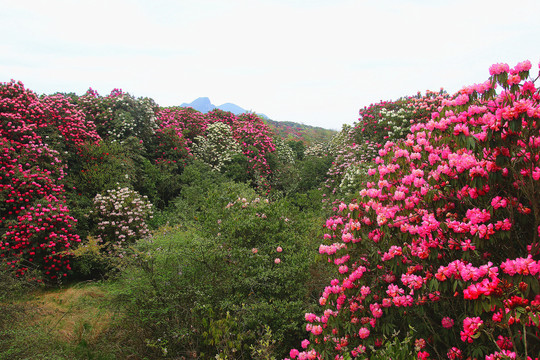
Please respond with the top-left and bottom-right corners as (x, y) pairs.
(273, 137), (296, 165)
(76, 88), (157, 145)
(106, 92), (158, 144)
(305, 141), (334, 158)
(91, 187), (153, 256)
(230, 113), (277, 190)
(192, 122), (242, 171)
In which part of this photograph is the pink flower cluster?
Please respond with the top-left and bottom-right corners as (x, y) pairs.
(460, 316), (483, 343)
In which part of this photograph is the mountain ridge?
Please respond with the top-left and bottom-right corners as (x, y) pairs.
(180, 97), (265, 117)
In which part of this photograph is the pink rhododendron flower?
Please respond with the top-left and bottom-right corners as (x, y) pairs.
(358, 327), (370, 339)
(442, 317), (454, 329)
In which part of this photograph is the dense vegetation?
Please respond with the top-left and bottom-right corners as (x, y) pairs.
(1, 59), (540, 360)
(0, 82), (336, 359)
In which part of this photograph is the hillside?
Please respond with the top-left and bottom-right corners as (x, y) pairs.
(263, 118), (337, 145)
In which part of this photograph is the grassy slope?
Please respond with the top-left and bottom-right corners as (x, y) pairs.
(0, 282), (145, 360)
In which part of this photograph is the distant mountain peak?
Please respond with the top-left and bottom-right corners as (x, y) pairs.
(180, 97), (215, 113)
(181, 97), (264, 117)
(180, 97), (268, 118)
(217, 102), (246, 115)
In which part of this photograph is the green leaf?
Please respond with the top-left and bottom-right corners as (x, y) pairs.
(509, 119), (521, 132)
(532, 315), (540, 327)
(466, 136), (476, 150)
(530, 276), (540, 295)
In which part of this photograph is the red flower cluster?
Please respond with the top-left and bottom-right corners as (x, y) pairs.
(1, 81), (87, 280)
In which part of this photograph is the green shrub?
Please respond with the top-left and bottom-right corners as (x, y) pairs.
(115, 178), (330, 359)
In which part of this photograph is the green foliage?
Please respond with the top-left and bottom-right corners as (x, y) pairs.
(287, 140), (306, 161)
(70, 236), (123, 279)
(202, 310), (252, 359)
(263, 118), (337, 145)
(250, 325), (277, 360)
(360, 329), (416, 360)
(297, 154), (334, 193)
(221, 153), (253, 184)
(66, 140), (135, 194)
(115, 172), (330, 359)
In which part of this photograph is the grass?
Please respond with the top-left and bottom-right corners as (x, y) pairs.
(0, 280), (148, 360)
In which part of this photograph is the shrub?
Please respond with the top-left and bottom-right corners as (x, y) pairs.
(117, 177), (329, 359)
(0, 81), (82, 280)
(289, 60), (540, 360)
(192, 121), (242, 171)
(91, 187), (153, 257)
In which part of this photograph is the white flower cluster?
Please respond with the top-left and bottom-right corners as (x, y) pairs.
(107, 95), (158, 143)
(339, 163), (371, 194)
(192, 122), (242, 171)
(379, 108), (410, 141)
(273, 137), (295, 165)
(305, 141), (333, 157)
(225, 196), (269, 209)
(92, 186), (153, 256)
(312, 125), (353, 157)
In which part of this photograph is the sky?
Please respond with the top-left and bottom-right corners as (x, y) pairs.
(1, 0), (539, 130)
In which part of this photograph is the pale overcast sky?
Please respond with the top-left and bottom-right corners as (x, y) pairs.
(1, 0), (539, 130)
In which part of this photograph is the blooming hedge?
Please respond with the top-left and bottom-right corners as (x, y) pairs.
(289, 61), (540, 360)
(0, 81), (88, 280)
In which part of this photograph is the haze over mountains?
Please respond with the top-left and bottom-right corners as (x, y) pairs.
(180, 97), (267, 118)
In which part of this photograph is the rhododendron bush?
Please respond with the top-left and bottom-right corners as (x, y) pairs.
(290, 61), (540, 360)
(0, 81), (93, 279)
(192, 121), (242, 171)
(75, 87), (158, 144)
(91, 186), (153, 257)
